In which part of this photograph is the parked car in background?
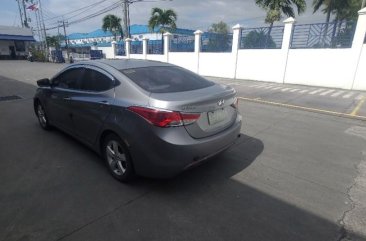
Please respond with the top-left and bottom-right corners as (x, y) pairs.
(34, 59), (242, 182)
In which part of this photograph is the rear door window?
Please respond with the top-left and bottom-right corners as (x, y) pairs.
(120, 66), (214, 93)
(80, 69), (114, 92)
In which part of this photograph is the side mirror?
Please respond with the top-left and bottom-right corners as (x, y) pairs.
(37, 78), (51, 87)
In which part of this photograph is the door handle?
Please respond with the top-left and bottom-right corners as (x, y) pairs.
(63, 97), (71, 101)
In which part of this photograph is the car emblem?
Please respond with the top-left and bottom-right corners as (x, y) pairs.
(217, 99), (225, 107)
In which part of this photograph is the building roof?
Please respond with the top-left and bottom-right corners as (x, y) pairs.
(0, 25), (35, 41)
(67, 25), (194, 40)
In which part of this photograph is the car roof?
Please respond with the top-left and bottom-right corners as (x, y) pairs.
(76, 59), (173, 70)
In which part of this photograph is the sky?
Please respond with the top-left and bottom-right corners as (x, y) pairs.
(0, 0), (331, 36)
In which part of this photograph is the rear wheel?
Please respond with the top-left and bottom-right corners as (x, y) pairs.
(36, 102), (51, 130)
(103, 134), (134, 182)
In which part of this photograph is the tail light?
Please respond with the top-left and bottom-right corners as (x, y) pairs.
(128, 106), (201, 128)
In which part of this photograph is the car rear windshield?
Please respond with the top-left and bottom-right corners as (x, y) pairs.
(120, 66), (214, 93)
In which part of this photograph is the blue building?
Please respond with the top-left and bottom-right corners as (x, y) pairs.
(66, 24), (194, 47)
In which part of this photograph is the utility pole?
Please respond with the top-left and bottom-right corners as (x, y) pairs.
(121, 0), (129, 39)
(21, 0), (29, 27)
(60, 20), (70, 62)
(38, 0), (48, 61)
(16, 0), (24, 27)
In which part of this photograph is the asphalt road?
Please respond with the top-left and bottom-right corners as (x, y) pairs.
(0, 61), (366, 241)
(209, 77), (366, 119)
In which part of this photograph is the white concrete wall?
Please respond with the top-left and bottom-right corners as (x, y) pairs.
(199, 53), (235, 78)
(236, 50), (286, 83)
(284, 49), (355, 89)
(353, 45), (366, 90)
(146, 54), (165, 62)
(129, 54), (144, 60)
(169, 52), (198, 73)
(98, 46), (114, 59)
(99, 10), (366, 91)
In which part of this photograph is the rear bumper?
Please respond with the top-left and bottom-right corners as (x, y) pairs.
(129, 114), (242, 178)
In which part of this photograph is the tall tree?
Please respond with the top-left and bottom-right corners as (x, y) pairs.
(255, 0), (306, 29)
(46, 35), (64, 48)
(207, 21), (230, 52)
(102, 14), (123, 41)
(313, 0), (361, 46)
(330, 0), (362, 21)
(209, 21), (229, 34)
(148, 8), (177, 34)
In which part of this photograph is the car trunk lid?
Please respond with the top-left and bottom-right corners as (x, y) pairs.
(149, 84), (237, 138)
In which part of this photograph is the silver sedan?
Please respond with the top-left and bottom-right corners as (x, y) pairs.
(34, 59), (242, 182)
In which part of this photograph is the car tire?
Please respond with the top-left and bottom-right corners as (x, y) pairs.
(35, 101), (52, 130)
(103, 133), (135, 182)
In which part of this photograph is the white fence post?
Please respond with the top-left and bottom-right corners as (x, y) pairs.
(282, 17), (296, 84)
(111, 41), (117, 59)
(351, 7), (366, 89)
(282, 17), (295, 50)
(194, 30), (203, 74)
(142, 37), (148, 59)
(163, 32), (172, 62)
(125, 38), (131, 59)
(232, 24), (241, 79)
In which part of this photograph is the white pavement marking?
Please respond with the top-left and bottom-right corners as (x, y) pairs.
(309, 89), (325, 95)
(252, 85), (268, 88)
(355, 94), (364, 100)
(290, 89), (300, 92)
(343, 92), (355, 99)
(299, 89), (309, 94)
(331, 90), (345, 97)
(263, 85), (276, 89)
(319, 89), (335, 96)
(271, 87), (282, 90)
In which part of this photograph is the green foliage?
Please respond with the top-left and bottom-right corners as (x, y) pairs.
(148, 8), (177, 33)
(209, 21), (229, 34)
(206, 21), (231, 52)
(313, 0), (361, 22)
(102, 14), (123, 40)
(46, 35), (63, 48)
(255, 0), (306, 25)
(332, 22), (357, 47)
(242, 30), (276, 49)
(29, 45), (46, 62)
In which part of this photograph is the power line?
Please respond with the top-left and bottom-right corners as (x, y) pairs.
(43, 0), (108, 22)
(45, 1), (121, 30)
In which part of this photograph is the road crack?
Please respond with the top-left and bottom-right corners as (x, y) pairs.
(336, 150), (366, 241)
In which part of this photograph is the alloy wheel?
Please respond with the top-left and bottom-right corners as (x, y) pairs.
(106, 140), (127, 176)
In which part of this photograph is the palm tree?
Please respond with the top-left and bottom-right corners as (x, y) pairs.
(148, 8), (177, 54)
(313, 0), (360, 46)
(255, 0), (306, 47)
(148, 8), (177, 34)
(328, 0), (361, 21)
(313, 0), (334, 27)
(255, 0), (306, 30)
(102, 14), (123, 41)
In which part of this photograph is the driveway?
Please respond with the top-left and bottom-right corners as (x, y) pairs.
(0, 61), (365, 241)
